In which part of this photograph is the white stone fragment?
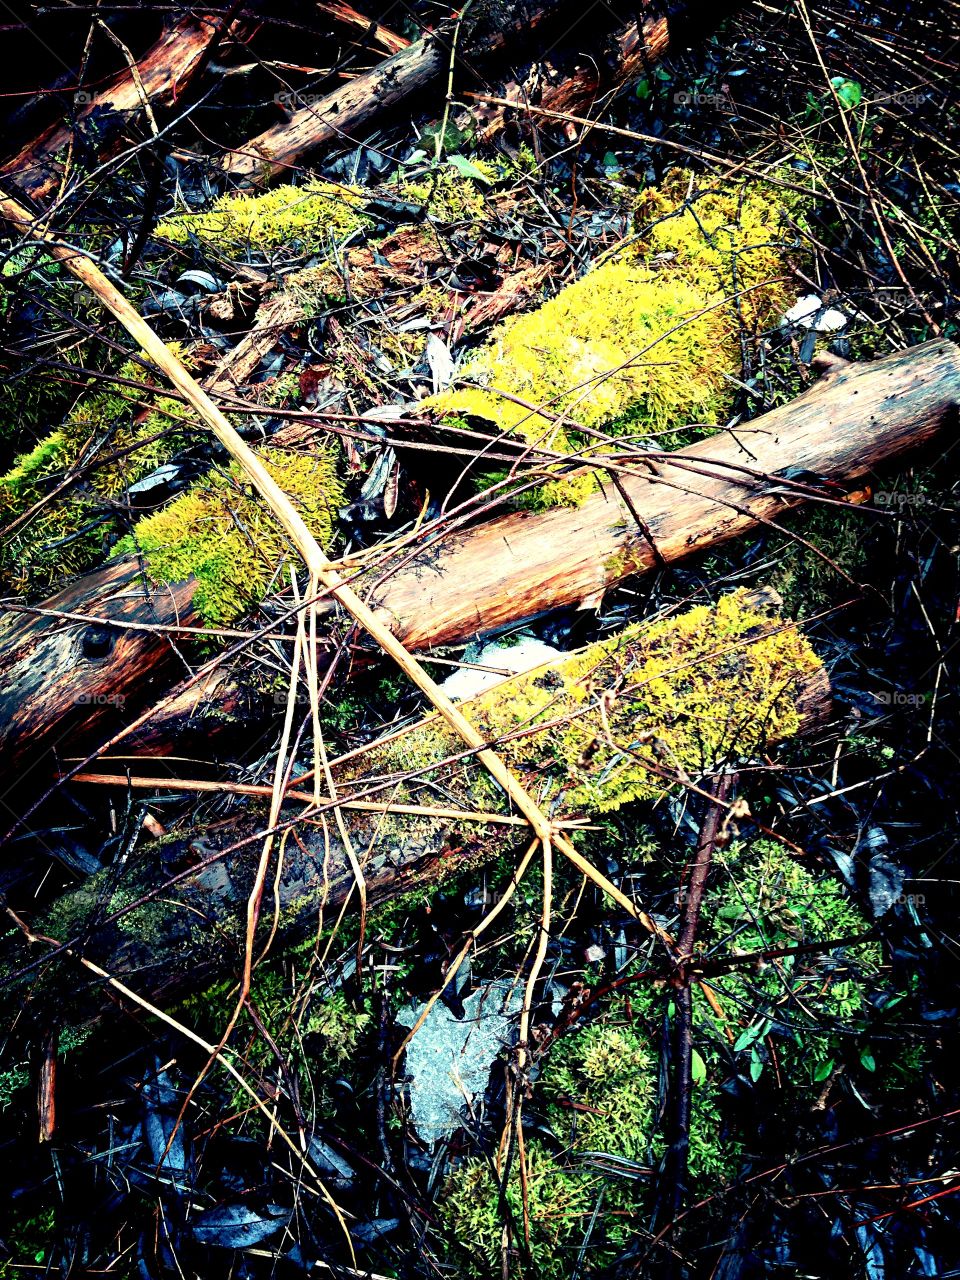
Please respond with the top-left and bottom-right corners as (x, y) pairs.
(782, 294), (822, 327)
(399, 979), (522, 1147)
(815, 307), (847, 333)
(439, 636), (563, 702)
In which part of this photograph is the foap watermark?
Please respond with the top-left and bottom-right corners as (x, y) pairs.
(872, 689), (929, 709)
(73, 89), (93, 106)
(873, 90), (933, 108)
(274, 90), (326, 111)
(75, 691), (125, 708)
(674, 90), (729, 108)
(874, 491), (937, 508)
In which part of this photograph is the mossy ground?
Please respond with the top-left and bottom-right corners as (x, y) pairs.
(0, 347), (197, 595)
(426, 170), (805, 506)
(439, 838), (889, 1278)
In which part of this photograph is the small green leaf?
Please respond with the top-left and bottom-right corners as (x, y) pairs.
(813, 1058), (834, 1082)
(691, 1050), (707, 1085)
(733, 1024), (761, 1053)
(860, 1047), (876, 1072)
(446, 154), (492, 184)
(832, 77), (863, 109)
(749, 1047), (764, 1081)
(635, 78), (652, 101)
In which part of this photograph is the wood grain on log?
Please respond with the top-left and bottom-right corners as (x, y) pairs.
(0, 340), (956, 774)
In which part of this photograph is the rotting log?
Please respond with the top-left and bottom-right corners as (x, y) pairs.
(0, 590), (829, 1036)
(221, 0), (734, 186)
(1, 13), (232, 207)
(0, 339), (955, 774)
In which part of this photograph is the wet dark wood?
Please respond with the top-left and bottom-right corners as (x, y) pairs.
(1, 13), (230, 206)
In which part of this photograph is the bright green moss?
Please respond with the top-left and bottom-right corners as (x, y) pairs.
(0, 348), (196, 595)
(155, 181), (375, 253)
(440, 832), (889, 1275)
(441, 1141), (592, 1280)
(384, 590), (821, 815)
(122, 445), (342, 625)
(545, 1021), (656, 1161)
(155, 169), (492, 257)
(708, 838), (882, 1079)
(426, 172), (802, 505)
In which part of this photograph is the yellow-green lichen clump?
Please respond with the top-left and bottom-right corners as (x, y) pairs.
(426, 171), (802, 504)
(385, 590), (822, 815)
(122, 445), (343, 625)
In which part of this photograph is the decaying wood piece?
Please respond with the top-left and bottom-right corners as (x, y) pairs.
(0, 339), (955, 773)
(0, 590), (829, 1031)
(473, 1), (739, 144)
(1, 13), (231, 207)
(222, 0), (729, 185)
(315, 0), (410, 56)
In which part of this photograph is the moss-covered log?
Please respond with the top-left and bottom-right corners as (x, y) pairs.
(2, 591), (828, 1042)
(0, 338), (953, 774)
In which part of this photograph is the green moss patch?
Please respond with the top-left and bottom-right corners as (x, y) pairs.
(122, 445), (342, 625)
(426, 171), (803, 505)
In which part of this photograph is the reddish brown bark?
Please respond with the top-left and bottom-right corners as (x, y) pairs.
(1, 13), (232, 206)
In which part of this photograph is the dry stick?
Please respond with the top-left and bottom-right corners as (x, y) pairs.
(68, 771), (535, 828)
(658, 773), (734, 1247)
(0, 192), (646, 935)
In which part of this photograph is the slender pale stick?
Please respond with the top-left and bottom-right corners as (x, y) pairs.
(0, 191), (649, 926)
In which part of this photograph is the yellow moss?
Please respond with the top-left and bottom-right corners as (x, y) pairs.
(123, 445), (343, 625)
(155, 181), (374, 252)
(155, 169), (491, 256)
(0, 346), (197, 595)
(376, 590), (821, 815)
(426, 172), (802, 505)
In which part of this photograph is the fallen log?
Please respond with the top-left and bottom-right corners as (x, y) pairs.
(0, 339), (955, 774)
(221, 0), (731, 185)
(1, 12), (232, 207)
(472, 3), (729, 145)
(1, 589), (829, 1034)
